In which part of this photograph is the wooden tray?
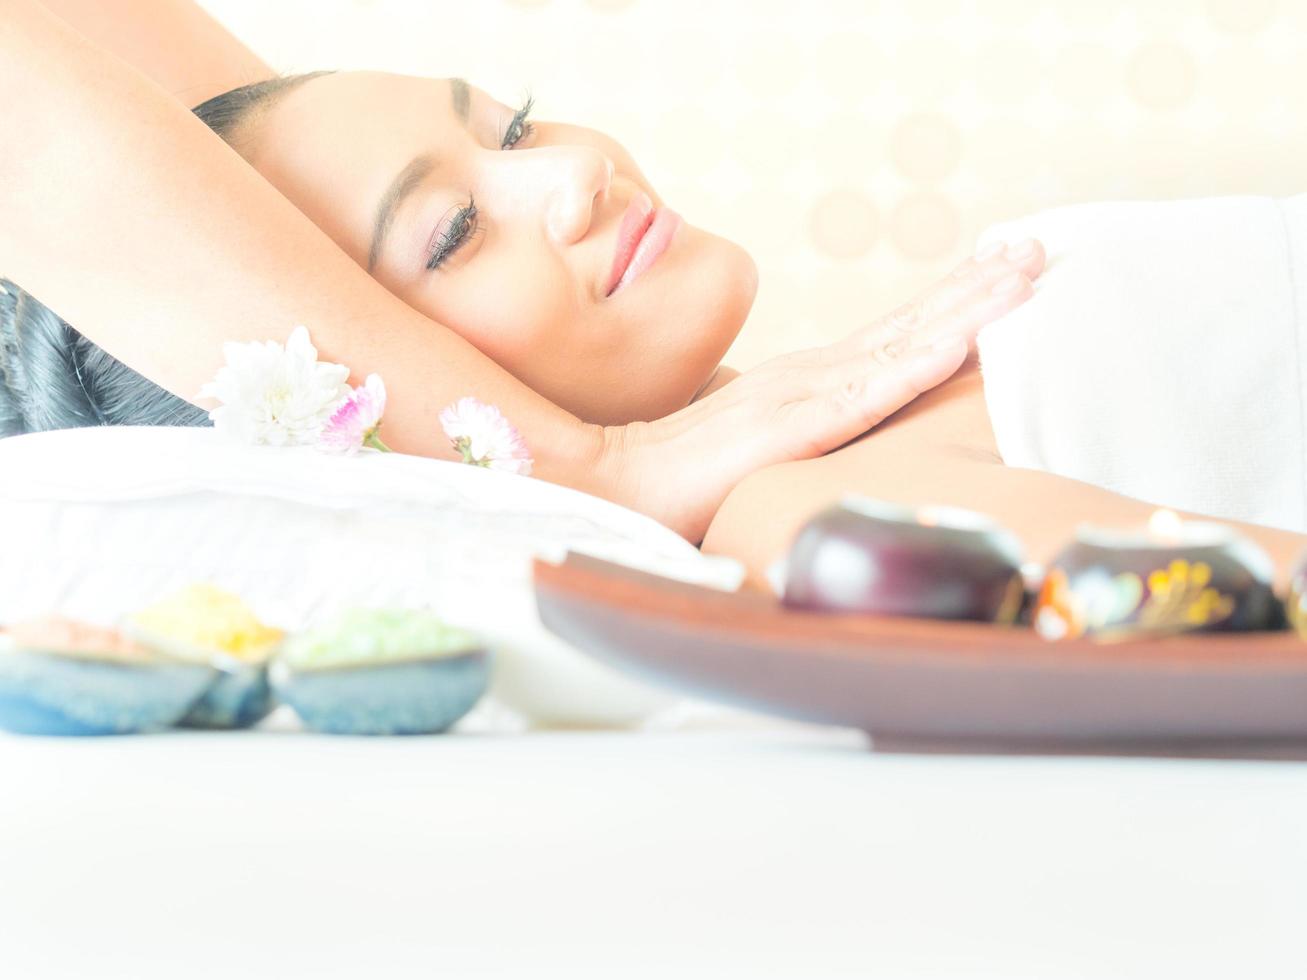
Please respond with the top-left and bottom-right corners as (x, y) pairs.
(534, 553), (1307, 754)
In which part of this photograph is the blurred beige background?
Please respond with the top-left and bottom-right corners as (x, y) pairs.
(199, 0), (1305, 369)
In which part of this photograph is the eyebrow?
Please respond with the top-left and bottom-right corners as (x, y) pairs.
(368, 154), (435, 271)
(450, 77), (470, 122)
(367, 78), (473, 272)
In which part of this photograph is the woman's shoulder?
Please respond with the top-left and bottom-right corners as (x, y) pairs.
(701, 359), (996, 585)
(855, 356), (998, 460)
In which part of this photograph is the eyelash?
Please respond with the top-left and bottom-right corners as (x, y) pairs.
(500, 94), (536, 150)
(426, 96), (536, 271)
(426, 196), (479, 271)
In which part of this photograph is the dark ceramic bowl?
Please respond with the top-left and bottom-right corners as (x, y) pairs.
(535, 553), (1307, 749)
(0, 626), (214, 736)
(1036, 526), (1280, 641)
(782, 497), (1026, 623)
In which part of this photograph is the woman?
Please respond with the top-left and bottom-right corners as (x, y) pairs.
(7, 0), (1306, 590)
(0, 0), (1043, 552)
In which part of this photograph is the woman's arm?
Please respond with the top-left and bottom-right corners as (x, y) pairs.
(0, 0), (596, 471)
(704, 359), (1307, 591)
(37, 0), (272, 104)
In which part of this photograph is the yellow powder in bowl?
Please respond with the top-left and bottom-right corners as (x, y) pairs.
(128, 584), (283, 662)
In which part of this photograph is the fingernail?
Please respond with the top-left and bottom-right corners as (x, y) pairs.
(930, 336), (966, 352)
(1007, 238), (1036, 260)
(976, 241), (1005, 261)
(991, 273), (1024, 296)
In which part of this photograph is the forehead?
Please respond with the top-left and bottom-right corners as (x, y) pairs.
(260, 70), (454, 153)
(248, 72), (460, 264)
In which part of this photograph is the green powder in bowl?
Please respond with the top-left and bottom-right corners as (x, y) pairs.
(281, 609), (483, 671)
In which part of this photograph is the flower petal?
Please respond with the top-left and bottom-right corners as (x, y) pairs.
(438, 396), (533, 475)
(201, 325), (352, 447)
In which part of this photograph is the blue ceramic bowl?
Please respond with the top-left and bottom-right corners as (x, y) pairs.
(0, 634), (214, 736)
(121, 622), (279, 730)
(270, 649), (490, 736)
(178, 657), (275, 730)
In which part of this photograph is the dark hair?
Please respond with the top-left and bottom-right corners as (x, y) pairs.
(0, 72), (331, 438)
(191, 72), (331, 143)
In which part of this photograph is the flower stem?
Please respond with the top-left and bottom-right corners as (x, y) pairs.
(364, 431), (392, 453)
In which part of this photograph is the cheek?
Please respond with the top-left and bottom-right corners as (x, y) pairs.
(624, 233), (756, 414)
(652, 231), (755, 353)
(405, 249), (581, 383)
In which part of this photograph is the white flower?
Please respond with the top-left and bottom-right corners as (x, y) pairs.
(439, 397), (534, 476)
(198, 326), (351, 447)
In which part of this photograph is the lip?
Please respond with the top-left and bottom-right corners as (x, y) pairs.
(607, 195), (681, 297)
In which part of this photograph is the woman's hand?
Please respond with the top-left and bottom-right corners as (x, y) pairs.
(602, 239), (1046, 543)
(839, 237), (1046, 357)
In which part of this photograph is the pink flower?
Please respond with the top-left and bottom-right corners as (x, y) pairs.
(438, 397), (534, 476)
(319, 374), (391, 455)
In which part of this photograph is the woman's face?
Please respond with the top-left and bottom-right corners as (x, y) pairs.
(243, 71), (758, 424)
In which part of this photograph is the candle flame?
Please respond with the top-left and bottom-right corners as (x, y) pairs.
(1148, 508), (1184, 544)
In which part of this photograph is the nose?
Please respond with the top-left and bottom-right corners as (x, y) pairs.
(482, 145), (614, 246)
(544, 147), (614, 245)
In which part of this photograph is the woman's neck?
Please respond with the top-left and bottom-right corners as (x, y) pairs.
(689, 365), (740, 405)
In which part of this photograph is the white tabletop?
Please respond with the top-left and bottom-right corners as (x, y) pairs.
(2, 717), (1305, 979)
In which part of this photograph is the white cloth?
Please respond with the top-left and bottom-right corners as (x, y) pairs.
(976, 194), (1307, 532)
(3, 724), (1307, 980)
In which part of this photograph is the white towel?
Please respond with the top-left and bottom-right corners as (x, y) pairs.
(976, 195), (1307, 533)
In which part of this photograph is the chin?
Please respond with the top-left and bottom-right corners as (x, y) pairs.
(728, 240), (760, 320)
(693, 235), (757, 371)
(631, 236), (757, 421)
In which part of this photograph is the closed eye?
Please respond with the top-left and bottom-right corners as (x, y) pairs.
(500, 94), (535, 150)
(426, 93), (535, 271)
(427, 197), (479, 271)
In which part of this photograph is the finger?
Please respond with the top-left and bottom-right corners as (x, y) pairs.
(779, 339), (968, 458)
(894, 240), (1040, 339)
(841, 238), (1046, 356)
(806, 324), (960, 399)
(908, 271), (1035, 351)
(921, 241), (1036, 320)
(1005, 236), (1046, 282)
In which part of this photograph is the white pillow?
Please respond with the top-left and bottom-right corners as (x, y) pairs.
(0, 426), (744, 727)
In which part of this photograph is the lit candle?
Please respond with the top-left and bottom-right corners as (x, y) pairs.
(1034, 509), (1280, 641)
(1288, 550), (1307, 640)
(781, 497), (1026, 623)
